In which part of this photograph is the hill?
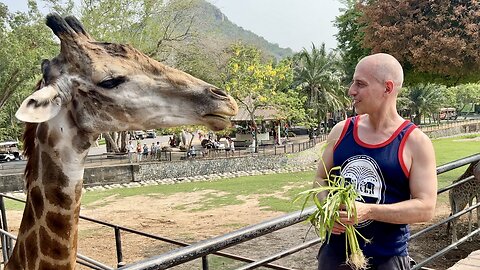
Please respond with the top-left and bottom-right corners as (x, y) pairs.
(192, 0), (294, 60)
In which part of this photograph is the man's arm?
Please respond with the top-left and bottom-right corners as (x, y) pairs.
(340, 129), (438, 225)
(314, 120), (347, 189)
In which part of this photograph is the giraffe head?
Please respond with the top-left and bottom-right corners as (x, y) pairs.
(16, 14), (237, 133)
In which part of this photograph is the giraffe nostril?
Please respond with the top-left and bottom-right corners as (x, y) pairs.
(208, 87), (228, 99)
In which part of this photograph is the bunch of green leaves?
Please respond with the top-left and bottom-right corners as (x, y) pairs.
(295, 164), (369, 270)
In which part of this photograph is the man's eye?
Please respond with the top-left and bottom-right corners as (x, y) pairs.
(97, 76), (126, 89)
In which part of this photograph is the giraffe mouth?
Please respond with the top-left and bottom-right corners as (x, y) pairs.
(202, 114), (232, 131)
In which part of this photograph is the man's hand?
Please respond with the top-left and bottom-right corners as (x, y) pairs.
(331, 202), (371, 235)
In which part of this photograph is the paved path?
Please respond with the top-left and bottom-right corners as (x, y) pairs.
(448, 250), (480, 270)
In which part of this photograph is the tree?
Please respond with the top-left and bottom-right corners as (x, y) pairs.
(293, 43), (348, 136)
(0, 2), (59, 141)
(223, 43), (304, 151)
(445, 84), (480, 117)
(80, 0), (197, 62)
(400, 84), (445, 125)
(358, 0), (480, 85)
(334, 0), (370, 82)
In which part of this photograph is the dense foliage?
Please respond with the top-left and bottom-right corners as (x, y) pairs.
(359, 0), (480, 85)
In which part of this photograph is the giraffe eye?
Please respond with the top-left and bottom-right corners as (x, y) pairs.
(97, 76), (126, 89)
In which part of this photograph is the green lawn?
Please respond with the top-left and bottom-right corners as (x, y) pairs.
(432, 134), (480, 187)
(5, 134), (479, 212)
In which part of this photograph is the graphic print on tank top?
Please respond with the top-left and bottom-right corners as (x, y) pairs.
(340, 154), (386, 227)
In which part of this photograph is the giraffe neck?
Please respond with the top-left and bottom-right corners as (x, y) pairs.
(6, 112), (96, 270)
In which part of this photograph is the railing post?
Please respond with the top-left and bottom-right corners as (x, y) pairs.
(202, 255), (209, 270)
(0, 195), (10, 262)
(0, 196), (12, 258)
(115, 226), (125, 267)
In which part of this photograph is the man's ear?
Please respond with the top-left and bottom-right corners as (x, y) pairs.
(15, 85), (62, 123)
(385, 80), (394, 94)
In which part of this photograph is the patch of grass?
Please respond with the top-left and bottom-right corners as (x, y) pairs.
(81, 171), (315, 211)
(5, 200), (26, 211)
(432, 134), (480, 188)
(207, 255), (244, 269)
(188, 192), (244, 212)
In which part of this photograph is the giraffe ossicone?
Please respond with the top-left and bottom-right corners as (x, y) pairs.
(7, 13), (237, 270)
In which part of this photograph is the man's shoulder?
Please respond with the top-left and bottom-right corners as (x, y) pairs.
(404, 127), (432, 149)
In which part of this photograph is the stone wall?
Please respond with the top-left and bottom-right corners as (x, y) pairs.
(422, 122), (480, 138)
(137, 143), (322, 183)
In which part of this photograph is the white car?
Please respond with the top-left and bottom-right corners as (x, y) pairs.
(0, 153), (15, 162)
(134, 130), (146, 140)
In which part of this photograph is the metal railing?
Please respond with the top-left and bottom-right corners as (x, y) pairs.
(0, 153), (479, 269)
(418, 119), (480, 132)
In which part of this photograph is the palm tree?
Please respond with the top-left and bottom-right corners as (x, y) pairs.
(403, 84), (445, 125)
(293, 43), (348, 135)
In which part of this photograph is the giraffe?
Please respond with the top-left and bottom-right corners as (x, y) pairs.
(448, 161), (480, 244)
(6, 14), (237, 270)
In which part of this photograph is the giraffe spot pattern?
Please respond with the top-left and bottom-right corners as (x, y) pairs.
(41, 151), (72, 209)
(44, 186), (72, 210)
(74, 181), (83, 202)
(37, 123), (49, 145)
(47, 127), (61, 147)
(46, 212), (72, 240)
(38, 259), (71, 270)
(18, 241), (26, 269)
(5, 247), (23, 270)
(39, 226), (69, 260)
(30, 186), (44, 219)
(41, 152), (68, 187)
(19, 200), (35, 234)
(72, 130), (91, 153)
(25, 231), (39, 269)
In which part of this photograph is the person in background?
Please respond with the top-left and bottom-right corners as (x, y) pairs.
(127, 140), (135, 163)
(136, 142), (142, 162)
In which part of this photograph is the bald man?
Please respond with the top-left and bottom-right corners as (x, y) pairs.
(314, 53), (437, 270)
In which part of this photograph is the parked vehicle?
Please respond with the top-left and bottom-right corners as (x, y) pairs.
(439, 108), (457, 120)
(0, 153), (15, 162)
(146, 129), (156, 138)
(0, 141), (22, 160)
(133, 130), (146, 140)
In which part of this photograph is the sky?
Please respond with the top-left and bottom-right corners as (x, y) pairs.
(2, 0), (344, 52)
(205, 0), (343, 52)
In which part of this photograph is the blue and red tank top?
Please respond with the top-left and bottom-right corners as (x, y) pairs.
(326, 115), (417, 263)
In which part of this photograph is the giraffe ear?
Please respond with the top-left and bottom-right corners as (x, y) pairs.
(16, 85), (62, 123)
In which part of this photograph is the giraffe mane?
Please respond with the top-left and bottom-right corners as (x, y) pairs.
(457, 161), (477, 180)
(22, 80), (42, 189)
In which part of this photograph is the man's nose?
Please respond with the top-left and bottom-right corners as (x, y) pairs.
(347, 85), (355, 96)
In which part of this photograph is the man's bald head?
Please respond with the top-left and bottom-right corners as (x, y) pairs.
(357, 53), (404, 90)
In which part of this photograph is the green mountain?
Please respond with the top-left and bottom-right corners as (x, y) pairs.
(192, 0), (294, 60)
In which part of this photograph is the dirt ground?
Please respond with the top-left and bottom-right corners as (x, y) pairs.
(3, 191), (479, 270)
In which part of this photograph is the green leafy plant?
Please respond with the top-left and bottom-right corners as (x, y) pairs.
(296, 163), (369, 270)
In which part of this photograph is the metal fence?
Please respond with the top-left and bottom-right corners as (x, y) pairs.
(0, 154), (479, 269)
